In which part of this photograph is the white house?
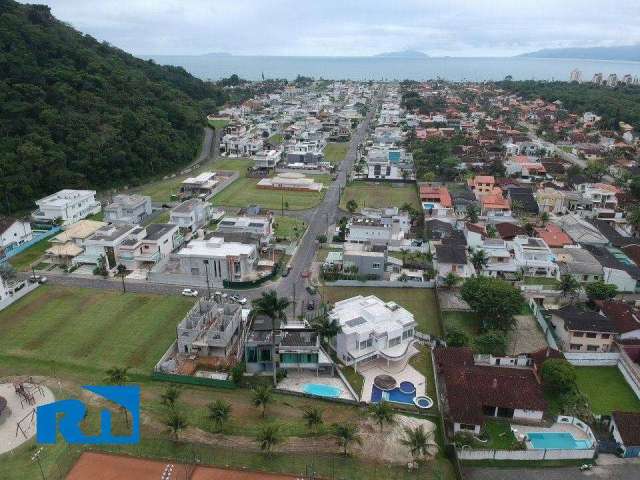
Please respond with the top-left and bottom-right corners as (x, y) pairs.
(346, 216), (405, 245)
(32, 189), (101, 225)
(254, 149), (282, 169)
(116, 224), (182, 271)
(0, 217), (33, 250)
(170, 199), (211, 232)
(329, 295), (417, 369)
(365, 146), (415, 181)
(512, 236), (558, 278)
(103, 194), (152, 225)
(477, 239), (518, 278)
(73, 223), (138, 270)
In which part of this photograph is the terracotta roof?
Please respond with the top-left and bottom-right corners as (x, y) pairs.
(495, 222), (526, 240)
(535, 224), (573, 248)
(419, 185), (452, 208)
(600, 301), (640, 334)
(434, 347), (547, 426)
(465, 223), (486, 235)
(526, 347), (565, 367)
(612, 411), (640, 446)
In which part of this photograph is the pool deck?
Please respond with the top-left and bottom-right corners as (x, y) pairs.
(511, 421), (590, 443)
(277, 371), (356, 401)
(357, 343), (426, 403)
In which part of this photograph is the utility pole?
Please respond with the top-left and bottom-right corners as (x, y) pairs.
(31, 447), (46, 480)
(203, 260), (211, 299)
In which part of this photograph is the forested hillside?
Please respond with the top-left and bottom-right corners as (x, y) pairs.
(0, 0), (227, 213)
(496, 80), (640, 131)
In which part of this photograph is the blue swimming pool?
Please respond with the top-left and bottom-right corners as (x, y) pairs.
(371, 381), (416, 405)
(528, 432), (592, 450)
(303, 383), (342, 398)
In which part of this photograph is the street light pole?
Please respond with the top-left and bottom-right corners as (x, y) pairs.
(203, 260), (211, 299)
(31, 447), (46, 480)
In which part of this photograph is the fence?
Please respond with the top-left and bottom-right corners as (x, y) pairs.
(325, 279), (434, 288)
(456, 448), (595, 461)
(564, 351), (620, 366)
(151, 371), (236, 389)
(557, 415), (598, 445)
(0, 281), (39, 312)
(0, 226), (61, 262)
(528, 298), (558, 350)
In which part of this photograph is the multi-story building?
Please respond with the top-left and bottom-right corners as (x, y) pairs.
(512, 236), (558, 278)
(74, 223), (138, 270)
(117, 223), (182, 270)
(32, 189), (101, 225)
(365, 146), (415, 181)
(103, 194), (152, 225)
(170, 199), (210, 232)
(346, 216), (405, 246)
(0, 217), (32, 251)
(550, 306), (616, 352)
(254, 149), (282, 170)
(180, 172), (219, 200)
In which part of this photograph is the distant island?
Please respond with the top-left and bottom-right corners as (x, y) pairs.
(518, 45), (640, 62)
(373, 50), (429, 58)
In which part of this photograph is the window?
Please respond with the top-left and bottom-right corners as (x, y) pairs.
(388, 336), (401, 348)
(259, 348), (272, 362)
(601, 334), (610, 339)
(587, 345), (599, 352)
(573, 332), (584, 337)
(459, 423), (477, 431)
(359, 338), (373, 350)
(570, 344), (583, 351)
(586, 333), (597, 338)
(371, 263), (381, 270)
(402, 329), (413, 340)
(246, 347), (258, 363)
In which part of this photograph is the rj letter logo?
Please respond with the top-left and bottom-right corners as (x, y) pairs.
(36, 385), (140, 445)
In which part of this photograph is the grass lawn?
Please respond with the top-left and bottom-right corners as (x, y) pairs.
(207, 118), (229, 130)
(321, 286), (441, 336)
(483, 420), (522, 450)
(0, 285), (193, 374)
(441, 311), (480, 338)
(523, 276), (559, 287)
(213, 174), (330, 211)
(268, 133), (284, 145)
(340, 182), (420, 211)
(273, 216), (307, 241)
(409, 345), (439, 413)
(575, 367), (640, 415)
(315, 246), (341, 262)
(8, 236), (52, 271)
(324, 142), (349, 165)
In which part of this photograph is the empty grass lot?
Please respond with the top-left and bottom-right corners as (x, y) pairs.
(441, 310), (480, 338)
(575, 367), (640, 415)
(320, 286), (441, 336)
(8, 236), (52, 271)
(324, 142), (349, 165)
(340, 181), (420, 211)
(0, 285), (194, 373)
(213, 174), (330, 211)
(272, 216), (307, 241)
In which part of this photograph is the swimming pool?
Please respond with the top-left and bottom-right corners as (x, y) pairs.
(371, 381), (416, 405)
(303, 383), (342, 398)
(528, 432), (592, 450)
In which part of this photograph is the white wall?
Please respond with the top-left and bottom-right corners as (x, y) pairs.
(513, 409), (544, 422)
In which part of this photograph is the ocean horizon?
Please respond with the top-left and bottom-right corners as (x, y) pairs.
(143, 54), (640, 82)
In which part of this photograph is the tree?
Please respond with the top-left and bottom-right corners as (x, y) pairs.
(558, 274), (579, 301)
(442, 272), (460, 289)
(316, 234), (327, 244)
(230, 362), (245, 385)
(207, 399), (232, 431)
(346, 199), (358, 213)
(627, 207), (640, 235)
(524, 222), (535, 237)
(302, 406), (323, 433)
(93, 254), (109, 277)
(160, 385), (181, 410)
(470, 249), (489, 275)
(400, 425), (435, 462)
(511, 200), (526, 219)
(252, 291), (290, 385)
(368, 401), (395, 432)
(540, 359), (577, 395)
(460, 276), (523, 331)
(464, 204), (480, 224)
(252, 384), (273, 418)
(474, 330), (508, 356)
(584, 281), (618, 302)
(333, 423), (362, 456)
(166, 411), (188, 441)
(310, 314), (342, 345)
(116, 263), (128, 293)
(445, 326), (468, 347)
(256, 424), (282, 454)
(105, 367), (130, 426)
(485, 224), (497, 238)
(540, 211), (550, 226)
(0, 263), (17, 282)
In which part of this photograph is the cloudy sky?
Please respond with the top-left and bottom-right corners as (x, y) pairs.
(22, 0), (640, 57)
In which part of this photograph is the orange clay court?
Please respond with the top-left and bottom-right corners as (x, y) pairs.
(67, 452), (302, 480)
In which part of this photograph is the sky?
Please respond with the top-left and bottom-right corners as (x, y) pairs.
(20, 0), (640, 57)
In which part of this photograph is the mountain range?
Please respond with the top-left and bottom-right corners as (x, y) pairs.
(373, 50), (429, 58)
(519, 45), (640, 62)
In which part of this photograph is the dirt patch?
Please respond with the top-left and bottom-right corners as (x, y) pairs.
(506, 315), (549, 355)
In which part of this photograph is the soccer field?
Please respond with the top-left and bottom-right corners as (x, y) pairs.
(0, 285), (194, 373)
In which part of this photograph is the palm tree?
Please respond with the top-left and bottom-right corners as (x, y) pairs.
(485, 224), (497, 238)
(252, 384), (273, 418)
(166, 411), (188, 441)
(207, 399), (232, 432)
(401, 425), (435, 462)
(470, 249), (489, 275)
(399, 248), (410, 265)
(464, 204), (480, 224)
(160, 385), (181, 410)
(105, 366), (130, 426)
(511, 200), (525, 219)
(256, 424), (282, 454)
(116, 263), (128, 293)
(558, 274), (580, 302)
(302, 406), (323, 433)
(333, 423), (362, 456)
(442, 272), (460, 289)
(540, 211), (550, 226)
(252, 290), (290, 385)
(310, 314), (342, 345)
(368, 401), (395, 432)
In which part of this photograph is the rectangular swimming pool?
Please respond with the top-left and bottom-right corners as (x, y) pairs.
(528, 432), (592, 450)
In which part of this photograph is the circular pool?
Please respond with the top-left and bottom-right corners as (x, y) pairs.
(399, 381), (416, 395)
(414, 396), (434, 409)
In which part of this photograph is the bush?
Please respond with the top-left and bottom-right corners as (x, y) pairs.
(461, 276), (523, 331)
(445, 326), (468, 347)
(474, 330), (507, 356)
(230, 362), (245, 385)
(540, 359), (576, 394)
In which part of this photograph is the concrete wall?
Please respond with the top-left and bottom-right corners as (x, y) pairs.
(0, 282), (39, 312)
(325, 279), (434, 288)
(564, 352), (620, 366)
(457, 448), (595, 461)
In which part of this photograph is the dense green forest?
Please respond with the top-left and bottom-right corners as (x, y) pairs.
(0, 0), (228, 213)
(496, 80), (640, 131)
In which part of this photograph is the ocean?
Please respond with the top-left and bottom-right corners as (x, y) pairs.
(145, 54), (640, 82)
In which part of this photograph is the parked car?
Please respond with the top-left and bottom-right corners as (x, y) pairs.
(38, 276), (47, 284)
(306, 285), (317, 295)
(229, 294), (240, 303)
(237, 297), (248, 305)
(181, 288), (198, 297)
(307, 301), (315, 311)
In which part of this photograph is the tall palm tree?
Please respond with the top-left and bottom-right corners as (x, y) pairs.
(105, 366), (130, 426)
(256, 424), (282, 454)
(401, 425), (435, 462)
(207, 399), (232, 432)
(310, 314), (342, 346)
(160, 385), (181, 410)
(252, 384), (273, 418)
(333, 423), (362, 456)
(464, 204), (480, 224)
(166, 411), (188, 441)
(302, 406), (323, 433)
(470, 249), (489, 276)
(116, 263), (128, 293)
(558, 274), (580, 302)
(252, 291), (290, 386)
(368, 401), (395, 432)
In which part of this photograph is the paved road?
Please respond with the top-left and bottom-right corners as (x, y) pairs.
(464, 463), (640, 480)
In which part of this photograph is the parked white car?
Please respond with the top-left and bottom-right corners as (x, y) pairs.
(181, 288), (198, 297)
